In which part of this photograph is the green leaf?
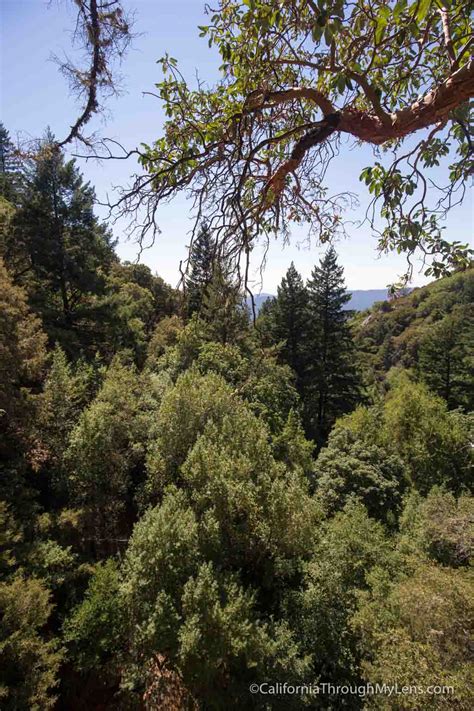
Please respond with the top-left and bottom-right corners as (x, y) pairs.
(337, 74), (346, 93)
(375, 6), (390, 44)
(415, 0), (432, 22)
(393, 0), (408, 20)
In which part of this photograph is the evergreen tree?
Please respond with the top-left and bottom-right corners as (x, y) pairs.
(0, 123), (23, 202)
(263, 263), (309, 386)
(305, 247), (360, 445)
(185, 223), (216, 316)
(200, 263), (249, 345)
(5, 132), (116, 355)
(418, 305), (474, 410)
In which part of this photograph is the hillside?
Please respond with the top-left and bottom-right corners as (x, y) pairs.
(353, 267), (474, 383)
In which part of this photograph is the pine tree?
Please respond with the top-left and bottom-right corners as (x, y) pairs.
(6, 132), (116, 354)
(200, 263), (249, 345)
(305, 247), (360, 445)
(185, 223), (216, 316)
(0, 123), (23, 202)
(263, 262), (309, 386)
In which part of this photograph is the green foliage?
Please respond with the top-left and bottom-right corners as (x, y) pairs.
(38, 346), (102, 488)
(139, 1), (474, 276)
(294, 501), (393, 692)
(5, 136), (116, 355)
(63, 559), (122, 673)
(0, 112), (472, 708)
(381, 377), (473, 494)
(120, 485), (312, 707)
(258, 248), (361, 445)
(66, 360), (159, 546)
(101, 261), (178, 365)
(418, 305), (474, 410)
(353, 563), (474, 709)
(272, 409), (314, 476)
(0, 501), (22, 574)
(305, 247), (360, 444)
(157, 324), (301, 434)
(0, 259), (47, 433)
(353, 267), (474, 401)
(259, 262), (309, 386)
(0, 123), (23, 202)
(314, 427), (408, 523)
(146, 314), (184, 369)
(120, 490), (202, 678)
(398, 488), (473, 568)
(0, 575), (63, 710)
(338, 375), (473, 495)
(145, 370), (241, 496)
(185, 223), (216, 317)
(199, 263), (250, 345)
(180, 407), (321, 575)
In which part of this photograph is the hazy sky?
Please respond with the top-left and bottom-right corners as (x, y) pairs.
(2, 0), (472, 292)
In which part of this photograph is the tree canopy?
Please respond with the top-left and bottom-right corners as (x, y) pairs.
(114, 0), (473, 282)
(1, 2), (473, 707)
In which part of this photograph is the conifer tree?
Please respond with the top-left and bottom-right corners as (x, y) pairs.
(6, 132), (116, 354)
(185, 223), (216, 316)
(305, 247), (360, 445)
(263, 262), (309, 387)
(0, 123), (23, 202)
(199, 263), (249, 345)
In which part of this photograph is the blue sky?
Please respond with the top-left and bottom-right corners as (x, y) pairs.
(2, 0), (472, 292)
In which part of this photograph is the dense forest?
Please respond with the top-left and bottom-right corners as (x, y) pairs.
(0, 121), (472, 710)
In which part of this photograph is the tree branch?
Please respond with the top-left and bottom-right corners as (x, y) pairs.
(438, 5), (458, 69)
(56, 0), (133, 147)
(339, 59), (474, 144)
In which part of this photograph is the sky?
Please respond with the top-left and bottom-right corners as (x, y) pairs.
(1, 0), (472, 292)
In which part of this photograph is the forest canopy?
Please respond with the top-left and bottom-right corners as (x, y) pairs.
(0, 0), (473, 708)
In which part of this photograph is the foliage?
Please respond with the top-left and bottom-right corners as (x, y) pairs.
(4, 136), (116, 355)
(353, 563), (474, 709)
(304, 247), (360, 443)
(258, 262), (309, 386)
(337, 375), (473, 495)
(0, 258), (47, 471)
(398, 488), (473, 568)
(65, 360), (159, 546)
(294, 501), (393, 695)
(418, 305), (474, 410)
(200, 263), (250, 345)
(353, 267), (474, 400)
(63, 559), (122, 673)
(0, 575), (63, 710)
(314, 427), (408, 523)
(185, 223), (217, 317)
(0, 99), (472, 708)
(0, 123), (23, 202)
(125, 0), (473, 278)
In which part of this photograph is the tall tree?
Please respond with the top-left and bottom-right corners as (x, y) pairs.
(185, 223), (216, 317)
(199, 263), (249, 346)
(0, 123), (23, 203)
(6, 133), (116, 354)
(261, 263), (309, 387)
(305, 247), (359, 444)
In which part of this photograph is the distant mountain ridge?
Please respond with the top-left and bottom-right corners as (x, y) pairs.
(248, 289), (390, 314)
